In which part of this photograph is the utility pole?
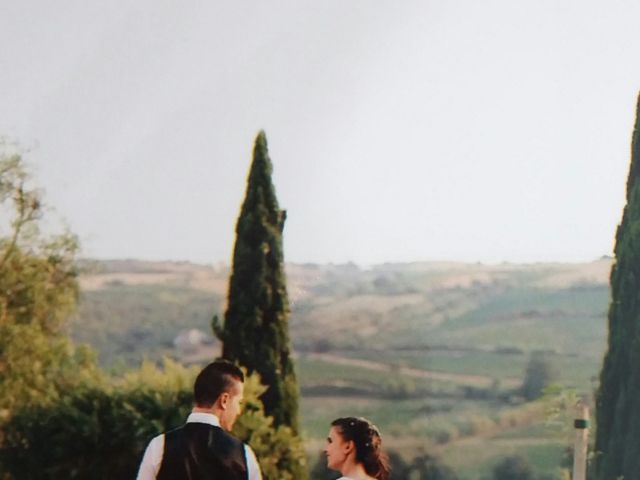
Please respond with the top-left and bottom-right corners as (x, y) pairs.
(572, 400), (589, 480)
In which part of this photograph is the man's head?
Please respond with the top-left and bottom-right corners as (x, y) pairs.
(194, 360), (245, 431)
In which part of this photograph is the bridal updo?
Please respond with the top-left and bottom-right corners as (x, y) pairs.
(331, 417), (390, 480)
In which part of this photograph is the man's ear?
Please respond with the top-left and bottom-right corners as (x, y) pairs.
(218, 392), (230, 410)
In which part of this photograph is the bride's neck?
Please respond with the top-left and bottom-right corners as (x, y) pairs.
(341, 462), (373, 480)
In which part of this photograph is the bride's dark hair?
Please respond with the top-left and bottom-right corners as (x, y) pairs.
(331, 417), (390, 480)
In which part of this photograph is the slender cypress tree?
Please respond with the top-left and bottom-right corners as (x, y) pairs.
(218, 130), (301, 433)
(595, 94), (640, 480)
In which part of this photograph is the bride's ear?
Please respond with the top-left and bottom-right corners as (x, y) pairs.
(344, 439), (355, 455)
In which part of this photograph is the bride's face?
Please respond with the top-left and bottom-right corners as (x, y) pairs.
(324, 426), (352, 472)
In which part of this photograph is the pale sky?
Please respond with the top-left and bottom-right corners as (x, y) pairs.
(1, 1), (639, 265)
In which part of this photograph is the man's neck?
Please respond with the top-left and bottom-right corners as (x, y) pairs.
(191, 406), (227, 429)
(192, 406), (215, 415)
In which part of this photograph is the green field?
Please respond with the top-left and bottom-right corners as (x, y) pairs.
(335, 348), (601, 391)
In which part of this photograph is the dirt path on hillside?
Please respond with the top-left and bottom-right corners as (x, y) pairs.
(305, 352), (521, 388)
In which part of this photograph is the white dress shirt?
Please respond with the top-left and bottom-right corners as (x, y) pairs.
(136, 412), (262, 480)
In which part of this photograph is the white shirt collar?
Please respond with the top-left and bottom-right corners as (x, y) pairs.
(186, 411), (221, 427)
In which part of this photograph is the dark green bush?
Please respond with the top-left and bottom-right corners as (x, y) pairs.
(0, 364), (306, 480)
(0, 386), (191, 479)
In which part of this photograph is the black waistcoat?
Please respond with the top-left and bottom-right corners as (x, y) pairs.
(157, 423), (248, 480)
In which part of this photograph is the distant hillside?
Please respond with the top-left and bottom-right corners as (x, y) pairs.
(72, 257), (610, 369)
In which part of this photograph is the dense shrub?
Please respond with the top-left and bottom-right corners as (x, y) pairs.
(0, 362), (306, 480)
(0, 386), (190, 479)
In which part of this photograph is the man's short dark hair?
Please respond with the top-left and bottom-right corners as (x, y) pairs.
(194, 360), (245, 407)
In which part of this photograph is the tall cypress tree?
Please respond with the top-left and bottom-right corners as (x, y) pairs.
(218, 130), (301, 433)
(595, 94), (640, 480)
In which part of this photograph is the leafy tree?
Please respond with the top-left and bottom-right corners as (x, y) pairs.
(521, 353), (558, 401)
(0, 150), (99, 418)
(215, 131), (301, 433)
(595, 93), (640, 480)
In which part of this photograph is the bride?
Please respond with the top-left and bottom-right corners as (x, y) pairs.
(324, 417), (390, 480)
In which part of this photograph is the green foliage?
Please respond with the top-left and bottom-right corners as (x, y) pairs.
(595, 93), (640, 480)
(0, 151), (98, 417)
(0, 360), (307, 480)
(0, 323), (99, 416)
(231, 372), (307, 480)
(1, 240), (79, 333)
(221, 131), (302, 433)
(0, 151), (79, 334)
(115, 357), (199, 391)
(0, 362), (193, 479)
(521, 354), (559, 401)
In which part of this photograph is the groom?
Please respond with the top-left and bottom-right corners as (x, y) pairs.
(136, 360), (262, 480)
